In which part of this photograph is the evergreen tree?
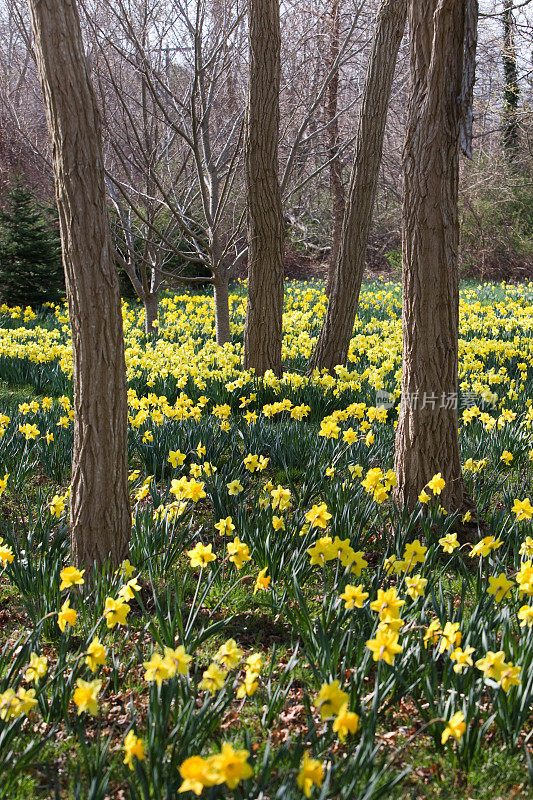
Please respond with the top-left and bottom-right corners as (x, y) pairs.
(0, 179), (64, 307)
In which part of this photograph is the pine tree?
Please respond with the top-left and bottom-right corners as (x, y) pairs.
(0, 179), (64, 307)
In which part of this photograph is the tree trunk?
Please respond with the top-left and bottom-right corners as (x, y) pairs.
(243, 0), (285, 377)
(308, 0), (407, 374)
(502, 0), (520, 161)
(213, 276), (231, 346)
(144, 291), (158, 335)
(459, 0), (478, 159)
(393, 0), (466, 513)
(29, 0), (131, 570)
(325, 0), (345, 295)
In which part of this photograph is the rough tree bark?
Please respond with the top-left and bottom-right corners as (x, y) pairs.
(213, 274), (231, 347)
(308, 0), (407, 374)
(502, 0), (520, 161)
(393, 0), (466, 512)
(459, 0), (478, 159)
(243, 0), (285, 377)
(325, 0), (345, 294)
(143, 285), (159, 335)
(29, 0), (131, 569)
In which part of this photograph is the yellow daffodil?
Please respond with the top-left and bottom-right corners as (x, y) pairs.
(297, 751), (324, 797)
(123, 730), (145, 770)
(441, 711), (466, 744)
(73, 678), (102, 715)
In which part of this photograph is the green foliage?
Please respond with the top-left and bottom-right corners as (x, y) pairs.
(0, 179), (64, 308)
(384, 249), (402, 275)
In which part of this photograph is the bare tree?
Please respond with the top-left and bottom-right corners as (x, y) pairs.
(279, 0), (366, 231)
(4, 0), (370, 348)
(0, 3), (51, 195)
(107, 4), (167, 335)
(393, 0), (466, 512)
(28, 0), (131, 569)
(243, 0), (285, 376)
(95, 0), (363, 349)
(87, 0), (248, 345)
(308, 0), (407, 374)
(5, 0), (530, 311)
